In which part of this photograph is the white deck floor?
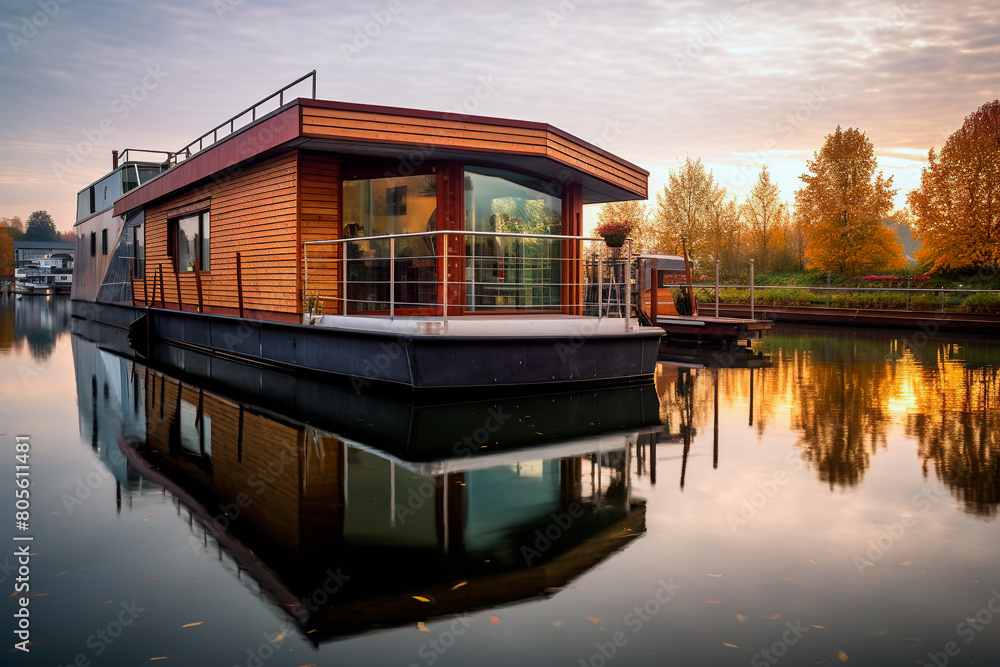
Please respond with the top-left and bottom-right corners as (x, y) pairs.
(304, 313), (665, 337)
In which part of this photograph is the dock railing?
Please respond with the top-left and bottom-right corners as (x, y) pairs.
(693, 283), (1000, 315)
(303, 230), (635, 328)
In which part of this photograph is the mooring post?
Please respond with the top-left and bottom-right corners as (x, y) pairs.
(715, 259), (720, 318)
(750, 259), (755, 320)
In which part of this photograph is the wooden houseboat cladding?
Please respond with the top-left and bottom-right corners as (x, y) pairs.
(115, 98), (648, 323)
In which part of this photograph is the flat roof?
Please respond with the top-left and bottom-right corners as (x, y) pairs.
(114, 98), (649, 217)
(14, 241), (75, 249)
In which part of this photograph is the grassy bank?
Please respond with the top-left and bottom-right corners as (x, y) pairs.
(695, 287), (1000, 314)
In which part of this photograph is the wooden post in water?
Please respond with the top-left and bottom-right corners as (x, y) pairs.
(715, 259), (720, 318)
(236, 252), (245, 318)
(681, 236), (697, 316)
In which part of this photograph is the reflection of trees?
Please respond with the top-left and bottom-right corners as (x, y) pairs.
(657, 329), (1000, 511)
(910, 357), (1000, 518)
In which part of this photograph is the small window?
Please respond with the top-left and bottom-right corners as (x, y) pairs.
(101, 229), (108, 255)
(133, 224), (144, 276)
(90, 232), (96, 257)
(170, 211), (210, 272)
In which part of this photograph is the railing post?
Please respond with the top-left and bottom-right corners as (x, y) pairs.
(342, 240), (347, 316)
(715, 259), (720, 317)
(236, 252), (244, 318)
(597, 250), (604, 319)
(389, 236), (395, 320)
(940, 288), (945, 313)
(826, 271), (831, 308)
(303, 244), (308, 316)
(625, 239), (632, 332)
(442, 233), (448, 325)
(193, 258), (204, 314)
(750, 259), (755, 320)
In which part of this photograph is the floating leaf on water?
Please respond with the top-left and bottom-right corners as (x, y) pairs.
(491, 616), (500, 624)
(736, 613), (747, 626)
(838, 650), (849, 662)
(706, 573), (725, 578)
(765, 613), (782, 620)
(56, 571), (71, 576)
(809, 560), (820, 566)
(784, 578), (794, 582)
(272, 630), (287, 643)
(811, 625), (825, 629)
(450, 582), (467, 590)
(553, 621), (562, 627)
(871, 630), (888, 636)
(148, 579), (161, 582)
(899, 561), (912, 567)
(181, 622), (203, 628)
(413, 596), (431, 603)
(965, 617), (979, 623)
(859, 559), (875, 567)
(974, 579), (982, 583)
(587, 616), (603, 625)
(722, 642), (740, 648)
(901, 637), (921, 643)
(417, 622), (429, 632)
(704, 599), (722, 604)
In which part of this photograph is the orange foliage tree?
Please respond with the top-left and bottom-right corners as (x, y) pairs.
(907, 99), (1000, 273)
(795, 127), (903, 274)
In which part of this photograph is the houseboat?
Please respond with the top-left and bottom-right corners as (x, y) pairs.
(72, 72), (663, 394)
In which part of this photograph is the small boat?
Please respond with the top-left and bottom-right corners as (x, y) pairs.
(15, 282), (54, 296)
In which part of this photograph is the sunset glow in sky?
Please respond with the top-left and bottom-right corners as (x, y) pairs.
(1, 0), (997, 231)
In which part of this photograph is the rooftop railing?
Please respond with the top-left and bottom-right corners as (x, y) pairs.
(303, 230), (635, 328)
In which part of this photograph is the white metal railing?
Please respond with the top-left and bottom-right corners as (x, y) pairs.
(303, 230), (634, 328)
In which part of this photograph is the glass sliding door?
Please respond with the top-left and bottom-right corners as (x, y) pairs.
(464, 167), (562, 311)
(342, 174), (438, 313)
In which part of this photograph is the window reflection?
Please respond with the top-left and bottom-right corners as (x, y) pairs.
(464, 167), (562, 310)
(342, 174), (438, 312)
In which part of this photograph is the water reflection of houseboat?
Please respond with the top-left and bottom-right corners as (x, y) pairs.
(71, 72), (663, 394)
(71, 329), (658, 641)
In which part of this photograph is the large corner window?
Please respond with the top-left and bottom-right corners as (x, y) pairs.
(170, 211), (210, 273)
(464, 167), (563, 310)
(342, 173), (438, 312)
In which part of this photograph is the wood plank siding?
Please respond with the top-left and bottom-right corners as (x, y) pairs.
(300, 106), (647, 199)
(298, 152), (342, 315)
(138, 152), (307, 320)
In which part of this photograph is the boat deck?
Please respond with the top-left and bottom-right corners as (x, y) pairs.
(307, 313), (665, 338)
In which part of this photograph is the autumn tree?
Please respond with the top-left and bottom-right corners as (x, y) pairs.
(23, 210), (58, 242)
(595, 200), (653, 252)
(1, 216), (24, 241)
(907, 99), (1000, 273)
(795, 126), (903, 274)
(1, 228), (13, 277)
(703, 192), (744, 272)
(652, 156), (729, 266)
(742, 166), (787, 272)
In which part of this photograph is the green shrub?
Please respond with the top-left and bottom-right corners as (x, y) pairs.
(830, 291), (908, 310)
(908, 293), (941, 311)
(963, 292), (1000, 314)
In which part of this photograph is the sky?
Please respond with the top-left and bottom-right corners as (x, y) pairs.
(1, 0), (998, 233)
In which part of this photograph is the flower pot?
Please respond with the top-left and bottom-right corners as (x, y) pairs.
(602, 231), (626, 248)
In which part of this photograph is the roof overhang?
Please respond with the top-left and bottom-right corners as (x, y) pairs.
(114, 99), (648, 217)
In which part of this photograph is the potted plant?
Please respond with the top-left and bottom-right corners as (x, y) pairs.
(594, 220), (631, 248)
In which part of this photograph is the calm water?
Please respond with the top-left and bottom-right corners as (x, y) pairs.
(2, 295), (999, 667)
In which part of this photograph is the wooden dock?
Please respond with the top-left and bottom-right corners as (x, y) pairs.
(652, 314), (772, 346)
